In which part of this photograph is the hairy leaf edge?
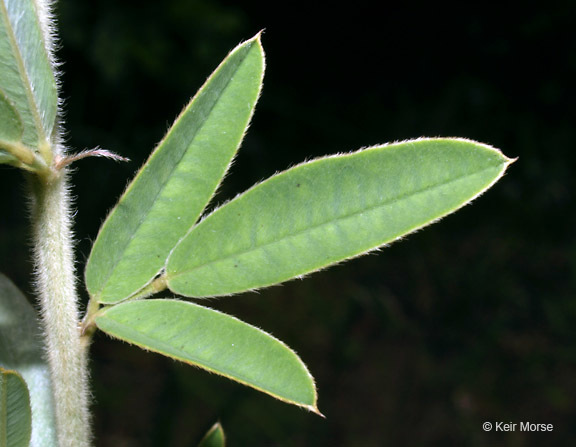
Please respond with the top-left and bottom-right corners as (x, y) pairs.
(164, 137), (515, 296)
(94, 299), (321, 415)
(86, 33), (265, 303)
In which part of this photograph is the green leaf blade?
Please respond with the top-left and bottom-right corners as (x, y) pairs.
(85, 34), (265, 304)
(0, 0), (58, 148)
(95, 299), (319, 413)
(0, 89), (29, 169)
(0, 368), (32, 447)
(0, 273), (58, 446)
(198, 422), (226, 447)
(167, 138), (513, 297)
(0, 89), (22, 143)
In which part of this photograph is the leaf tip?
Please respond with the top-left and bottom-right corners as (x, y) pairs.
(241, 31), (265, 63)
(307, 403), (325, 418)
(254, 29), (265, 41)
(505, 155), (518, 166)
(238, 31), (264, 51)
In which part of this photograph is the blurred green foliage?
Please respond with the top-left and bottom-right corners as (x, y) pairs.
(1, 0), (575, 445)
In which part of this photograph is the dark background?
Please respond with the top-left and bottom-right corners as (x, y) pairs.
(1, 0), (575, 445)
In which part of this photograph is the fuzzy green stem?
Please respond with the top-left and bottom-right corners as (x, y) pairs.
(29, 166), (91, 446)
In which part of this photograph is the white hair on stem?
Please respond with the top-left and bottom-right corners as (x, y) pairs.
(28, 1), (92, 445)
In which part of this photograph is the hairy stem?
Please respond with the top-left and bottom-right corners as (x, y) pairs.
(29, 165), (91, 446)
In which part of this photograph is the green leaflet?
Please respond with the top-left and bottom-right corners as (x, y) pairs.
(198, 422), (226, 447)
(0, 274), (57, 446)
(0, 0), (58, 149)
(0, 368), (32, 447)
(85, 34), (265, 304)
(166, 138), (513, 297)
(95, 299), (319, 413)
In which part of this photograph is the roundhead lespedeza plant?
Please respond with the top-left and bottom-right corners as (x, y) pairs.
(0, 1), (515, 446)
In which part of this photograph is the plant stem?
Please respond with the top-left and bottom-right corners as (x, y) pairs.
(29, 164), (91, 446)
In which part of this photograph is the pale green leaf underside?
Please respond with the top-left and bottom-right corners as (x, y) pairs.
(86, 34), (264, 304)
(167, 138), (513, 297)
(0, 368), (31, 447)
(0, 274), (57, 446)
(0, 0), (57, 149)
(95, 299), (319, 413)
(198, 422), (226, 447)
(0, 89), (23, 168)
(0, 89), (22, 142)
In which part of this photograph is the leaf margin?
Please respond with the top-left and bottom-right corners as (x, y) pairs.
(84, 32), (266, 305)
(94, 298), (321, 415)
(165, 137), (515, 297)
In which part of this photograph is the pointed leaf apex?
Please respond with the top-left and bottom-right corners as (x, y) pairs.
(306, 403), (325, 418)
(246, 30), (264, 44)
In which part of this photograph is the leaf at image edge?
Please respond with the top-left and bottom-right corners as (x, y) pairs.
(0, 273), (57, 446)
(0, 0), (58, 148)
(94, 299), (320, 414)
(85, 34), (265, 304)
(198, 422), (226, 447)
(0, 368), (32, 447)
(166, 138), (514, 297)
